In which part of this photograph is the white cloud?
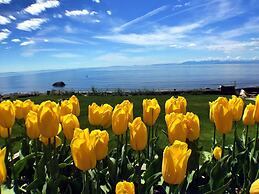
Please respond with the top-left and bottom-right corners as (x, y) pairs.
(90, 11), (98, 15)
(106, 10), (112, 15)
(11, 38), (21, 42)
(17, 18), (47, 31)
(93, 19), (100, 23)
(9, 15), (16, 20)
(20, 40), (35, 46)
(0, 0), (11, 4)
(92, 0), (100, 3)
(0, 29), (10, 41)
(53, 14), (63, 18)
(52, 52), (82, 58)
(0, 15), (11, 25)
(64, 25), (75, 33)
(24, 0), (60, 15)
(65, 9), (90, 16)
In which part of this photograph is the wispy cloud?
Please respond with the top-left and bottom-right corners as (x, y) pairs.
(0, 0), (11, 4)
(0, 29), (10, 41)
(65, 9), (91, 16)
(17, 18), (47, 31)
(9, 15), (16, 20)
(20, 39), (35, 46)
(11, 38), (21, 42)
(106, 10), (112, 15)
(52, 52), (82, 58)
(0, 15), (11, 25)
(113, 5), (168, 32)
(92, 0), (100, 3)
(24, 0), (60, 15)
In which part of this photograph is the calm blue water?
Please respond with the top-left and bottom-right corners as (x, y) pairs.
(0, 63), (259, 94)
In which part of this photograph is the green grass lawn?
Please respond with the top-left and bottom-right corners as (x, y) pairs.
(1, 94), (257, 152)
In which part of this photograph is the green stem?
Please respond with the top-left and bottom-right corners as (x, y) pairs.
(213, 124), (216, 148)
(34, 139), (38, 167)
(254, 124), (258, 155)
(222, 134), (226, 157)
(116, 135), (120, 181)
(81, 171), (89, 194)
(233, 121), (237, 158)
(147, 126), (151, 160)
(151, 111), (154, 160)
(138, 151), (141, 194)
(96, 161), (100, 194)
(125, 130), (128, 155)
(245, 125), (249, 146)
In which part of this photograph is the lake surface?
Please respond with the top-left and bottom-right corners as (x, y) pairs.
(0, 63), (259, 94)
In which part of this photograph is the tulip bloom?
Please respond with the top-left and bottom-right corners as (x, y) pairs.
(213, 146), (222, 160)
(71, 128), (96, 171)
(165, 113), (187, 144)
(243, 103), (255, 126)
(22, 99), (34, 118)
(60, 100), (73, 119)
(0, 147), (7, 184)
(0, 125), (11, 138)
(165, 96), (187, 115)
(209, 97), (228, 123)
(99, 104), (113, 128)
(25, 111), (40, 139)
(70, 95), (80, 117)
(213, 102), (233, 134)
(37, 101), (60, 138)
(116, 181), (135, 194)
(90, 129), (109, 160)
(39, 135), (62, 147)
(229, 95), (244, 121)
(162, 140), (191, 185)
(13, 100), (24, 119)
(250, 179), (259, 194)
(143, 98), (161, 126)
(119, 100), (134, 122)
(129, 117), (147, 151)
(62, 114), (80, 141)
(88, 103), (102, 126)
(112, 107), (128, 135)
(0, 100), (15, 129)
(185, 112), (200, 141)
(254, 95), (259, 123)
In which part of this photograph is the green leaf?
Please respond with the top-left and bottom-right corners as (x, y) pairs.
(13, 153), (35, 179)
(205, 178), (232, 194)
(144, 172), (162, 193)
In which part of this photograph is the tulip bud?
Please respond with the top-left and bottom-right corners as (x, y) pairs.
(62, 113), (80, 141)
(250, 179), (259, 194)
(39, 135), (62, 147)
(143, 98), (160, 126)
(129, 117), (147, 151)
(243, 103), (255, 126)
(70, 95), (80, 117)
(90, 129), (109, 160)
(213, 102), (233, 134)
(13, 100), (24, 119)
(0, 125), (11, 138)
(0, 147), (7, 184)
(71, 128), (96, 171)
(88, 103), (101, 126)
(165, 96), (187, 114)
(112, 107), (128, 135)
(213, 146), (222, 160)
(37, 101), (60, 138)
(229, 95), (244, 121)
(0, 100), (15, 129)
(253, 95), (259, 123)
(116, 181), (135, 194)
(25, 110), (40, 139)
(162, 140), (191, 185)
(23, 99), (34, 118)
(165, 113), (187, 144)
(60, 100), (73, 119)
(99, 104), (113, 128)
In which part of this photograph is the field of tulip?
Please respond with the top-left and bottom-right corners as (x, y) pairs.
(0, 94), (258, 194)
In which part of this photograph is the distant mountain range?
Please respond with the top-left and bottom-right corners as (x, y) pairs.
(181, 59), (259, 65)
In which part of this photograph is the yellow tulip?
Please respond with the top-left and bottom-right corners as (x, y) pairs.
(250, 179), (259, 194)
(13, 100), (23, 119)
(88, 103), (101, 126)
(23, 99), (34, 118)
(185, 112), (200, 141)
(90, 129), (109, 160)
(0, 100), (15, 129)
(60, 100), (73, 119)
(116, 181), (135, 194)
(143, 98), (161, 126)
(37, 101), (60, 138)
(25, 110), (40, 139)
(32, 104), (39, 113)
(165, 96), (187, 114)
(112, 107), (128, 135)
(99, 104), (113, 128)
(243, 103), (255, 126)
(39, 135), (62, 147)
(213, 102), (233, 134)
(129, 117), (147, 151)
(229, 95), (244, 121)
(165, 113), (187, 144)
(213, 146), (222, 160)
(162, 140), (191, 185)
(253, 95), (259, 123)
(209, 97), (228, 123)
(62, 114), (80, 141)
(0, 125), (11, 138)
(0, 147), (7, 184)
(71, 128), (96, 171)
(69, 95), (80, 117)
(120, 100), (134, 122)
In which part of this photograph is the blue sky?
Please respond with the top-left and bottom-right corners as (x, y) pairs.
(0, 0), (259, 72)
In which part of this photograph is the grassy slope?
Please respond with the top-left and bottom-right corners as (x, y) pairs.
(0, 94), (256, 151)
